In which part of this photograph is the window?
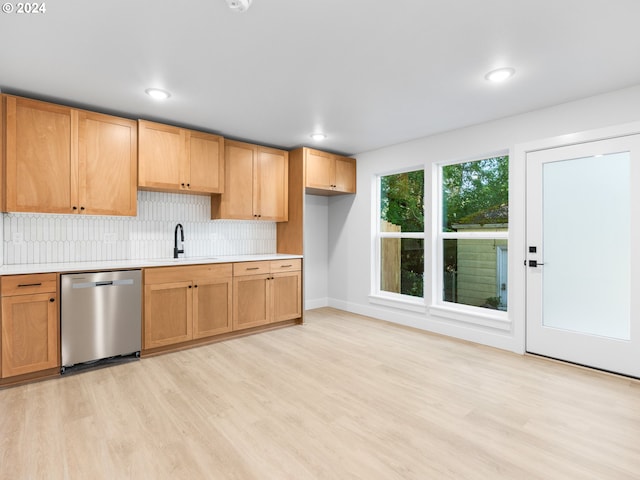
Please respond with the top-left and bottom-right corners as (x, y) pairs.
(439, 156), (508, 311)
(375, 169), (425, 301)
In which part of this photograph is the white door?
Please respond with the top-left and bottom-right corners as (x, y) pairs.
(526, 134), (640, 378)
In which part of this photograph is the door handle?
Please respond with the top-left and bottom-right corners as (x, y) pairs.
(528, 260), (545, 267)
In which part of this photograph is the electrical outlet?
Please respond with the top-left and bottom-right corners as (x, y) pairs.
(12, 232), (23, 244)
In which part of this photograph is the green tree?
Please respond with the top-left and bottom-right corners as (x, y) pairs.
(380, 170), (424, 231)
(442, 156), (508, 231)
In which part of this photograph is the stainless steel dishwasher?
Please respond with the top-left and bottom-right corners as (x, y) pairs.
(61, 270), (142, 373)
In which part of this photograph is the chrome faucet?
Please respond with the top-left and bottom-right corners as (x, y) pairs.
(174, 223), (185, 258)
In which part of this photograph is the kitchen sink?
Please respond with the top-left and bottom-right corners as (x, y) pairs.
(145, 257), (218, 264)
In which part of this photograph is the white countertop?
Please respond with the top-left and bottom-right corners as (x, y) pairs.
(0, 253), (303, 276)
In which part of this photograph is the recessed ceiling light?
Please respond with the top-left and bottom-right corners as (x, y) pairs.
(485, 67), (516, 83)
(226, 0), (252, 12)
(310, 133), (327, 141)
(145, 88), (171, 100)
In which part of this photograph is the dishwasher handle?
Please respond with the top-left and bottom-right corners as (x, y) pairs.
(71, 279), (136, 289)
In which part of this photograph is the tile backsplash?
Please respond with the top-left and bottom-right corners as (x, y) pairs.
(2, 191), (276, 265)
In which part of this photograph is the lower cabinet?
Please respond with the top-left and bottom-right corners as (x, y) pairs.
(272, 267), (303, 322)
(0, 258), (301, 384)
(193, 277), (234, 338)
(143, 259), (301, 351)
(144, 264), (232, 350)
(233, 259), (302, 331)
(1, 273), (59, 378)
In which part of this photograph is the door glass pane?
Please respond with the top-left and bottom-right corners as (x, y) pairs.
(380, 238), (424, 297)
(443, 239), (508, 310)
(543, 152), (630, 339)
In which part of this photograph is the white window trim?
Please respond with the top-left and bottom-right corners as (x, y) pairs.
(370, 167), (426, 310)
(369, 293), (426, 313)
(431, 152), (509, 325)
(440, 231), (509, 240)
(429, 303), (510, 331)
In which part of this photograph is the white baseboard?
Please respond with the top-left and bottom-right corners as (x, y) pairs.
(327, 298), (522, 354)
(305, 297), (329, 310)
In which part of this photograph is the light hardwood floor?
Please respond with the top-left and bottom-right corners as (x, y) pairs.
(1, 307), (639, 479)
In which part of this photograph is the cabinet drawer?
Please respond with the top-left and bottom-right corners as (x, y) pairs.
(233, 261), (271, 276)
(144, 263), (232, 284)
(270, 259), (301, 272)
(1, 273), (57, 296)
(190, 263), (232, 282)
(145, 266), (192, 284)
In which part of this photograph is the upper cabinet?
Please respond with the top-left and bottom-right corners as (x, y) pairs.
(276, 147), (357, 255)
(2, 95), (137, 216)
(211, 140), (288, 222)
(304, 148), (356, 195)
(78, 111), (138, 216)
(138, 119), (224, 195)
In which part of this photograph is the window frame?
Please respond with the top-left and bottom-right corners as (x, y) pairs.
(431, 153), (510, 324)
(370, 166), (426, 312)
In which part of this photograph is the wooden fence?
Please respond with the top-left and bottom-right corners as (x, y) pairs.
(381, 220), (401, 293)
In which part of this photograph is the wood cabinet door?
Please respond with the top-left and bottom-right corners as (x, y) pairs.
(78, 111), (137, 216)
(305, 149), (334, 190)
(334, 156), (357, 193)
(193, 278), (232, 338)
(5, 96), (77, 213)
(0, 95), (4, 212)
(138, 120), (186, 191)
(271, 271), (302, 323)
(212, 140), (255, 220)
(256, 147), (288, 221)
(1, 292), (59, 378)
(233, 274), (270, 330)
(188, 132), (224, 194)
(144, 281), (193, 349)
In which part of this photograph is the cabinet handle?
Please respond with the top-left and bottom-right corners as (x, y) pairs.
(188, 285), (192, 288)
(194, 284), (198, 288)
(18, 283), (42, 287)
(246, 267), (260, 271)
(181, 183), (185, 187)
(187, 183), (190, 188)
(280, 265), (292, 268)
(80, 206), (85, 211)
(72, 206), (77, 210)
(49, 298), (55, 303)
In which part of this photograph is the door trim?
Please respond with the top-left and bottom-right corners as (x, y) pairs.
(511, 121), (640, 355)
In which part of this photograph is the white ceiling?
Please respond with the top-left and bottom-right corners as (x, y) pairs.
(1, 0), (640, 155)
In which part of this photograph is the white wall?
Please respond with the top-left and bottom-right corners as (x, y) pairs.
(304, 194), (329, 309)
(328, 84), (640, 353)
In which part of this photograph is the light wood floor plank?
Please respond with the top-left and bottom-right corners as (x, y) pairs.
(1, 307), (639, 479)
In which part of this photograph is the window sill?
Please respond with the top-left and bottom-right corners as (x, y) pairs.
(369, 294), (426, 313)
(429, 303), (511, 332)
